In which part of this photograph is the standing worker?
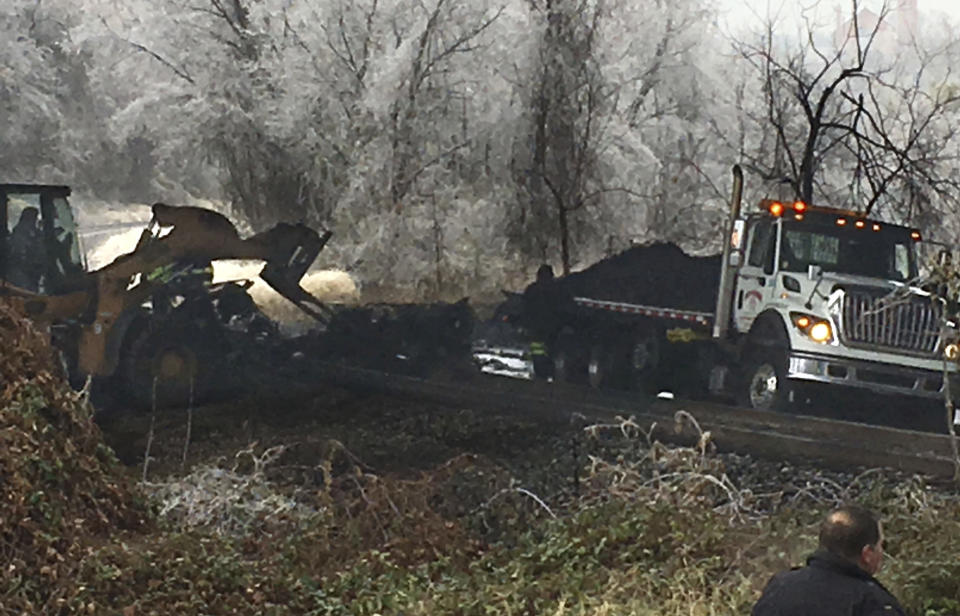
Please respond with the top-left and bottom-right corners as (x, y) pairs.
(752, 504), (905, 615)
(521, 264), (566, 379)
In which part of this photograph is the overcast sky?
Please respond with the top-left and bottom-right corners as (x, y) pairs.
(718, 0), (960, 30)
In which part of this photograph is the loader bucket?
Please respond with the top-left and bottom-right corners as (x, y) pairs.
(256, 226), (335, 324)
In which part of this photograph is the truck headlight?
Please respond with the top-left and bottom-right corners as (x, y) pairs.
(945, 343), (960, 361)
(790, 312), (833, 344)
(809, 321), (832, 343)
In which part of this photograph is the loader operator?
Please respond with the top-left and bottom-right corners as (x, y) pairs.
(6, 207), (46, 292)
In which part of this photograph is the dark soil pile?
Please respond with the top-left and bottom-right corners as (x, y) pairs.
(310, 299), (476, 375)
(0, 303), (145, 613)
(559, 242), (721, 312)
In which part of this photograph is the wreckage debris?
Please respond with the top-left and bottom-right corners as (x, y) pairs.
(313, 299), (476, 375)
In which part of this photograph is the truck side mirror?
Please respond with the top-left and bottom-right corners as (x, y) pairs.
(807, 264), (822, 280)
(728, 219), (745, 267)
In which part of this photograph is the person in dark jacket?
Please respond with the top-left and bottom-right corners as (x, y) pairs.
(752, 504), (905, 616)
(520, 264), (567, 379)
(6, 207), (46, 292)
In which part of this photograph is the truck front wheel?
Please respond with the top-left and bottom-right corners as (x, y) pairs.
(740, 350), (792, 412)
(553, 348), (575, 383)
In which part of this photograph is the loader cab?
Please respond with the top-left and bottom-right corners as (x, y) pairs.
(0, 184), (86, 294)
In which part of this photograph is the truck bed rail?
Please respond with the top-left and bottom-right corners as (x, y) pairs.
(573, 297), (714, 327)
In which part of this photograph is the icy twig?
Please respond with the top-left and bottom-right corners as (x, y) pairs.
(483, 486), (556, 519)
(142, 377), (158, 483)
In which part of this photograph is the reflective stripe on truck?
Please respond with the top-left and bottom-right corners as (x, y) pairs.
(573, 297), (714, 327)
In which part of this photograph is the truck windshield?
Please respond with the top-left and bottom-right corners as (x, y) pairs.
(779, 222), (917, 282)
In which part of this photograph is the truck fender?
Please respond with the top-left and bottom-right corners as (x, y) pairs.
(742, 310), (790, 353)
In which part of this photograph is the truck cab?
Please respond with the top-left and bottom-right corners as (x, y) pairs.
(728, 198), (954, 410)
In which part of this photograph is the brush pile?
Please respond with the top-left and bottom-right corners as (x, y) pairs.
(0, 302), (145, 613)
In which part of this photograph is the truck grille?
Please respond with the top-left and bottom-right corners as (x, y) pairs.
(840, 290), (942, 356)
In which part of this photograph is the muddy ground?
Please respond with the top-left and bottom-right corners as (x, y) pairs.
(95, 376), (584, 504)
(93, 362), (952, 526)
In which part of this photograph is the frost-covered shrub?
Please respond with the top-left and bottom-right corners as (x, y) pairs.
(144, 445), (325, 536)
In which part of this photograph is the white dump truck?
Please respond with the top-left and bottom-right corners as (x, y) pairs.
(506, 166), (958, 412)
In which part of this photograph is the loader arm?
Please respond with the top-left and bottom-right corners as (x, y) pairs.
(78, 203), (333, 375)
(102, 203), (333, 317)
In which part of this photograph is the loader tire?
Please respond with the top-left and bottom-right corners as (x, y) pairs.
(121, 316), (228, 410)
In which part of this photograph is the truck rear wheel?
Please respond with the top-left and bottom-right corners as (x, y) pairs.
(629, 332), (660, 393)
(587, 343), (613, 389)
(740, 350), (792, 412)
(552, 332), (584, 384)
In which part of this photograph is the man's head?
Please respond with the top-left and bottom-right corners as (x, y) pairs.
(18, 207), (38, 226)
(819, 504), (884, 574)
(536, 264), (554, 283)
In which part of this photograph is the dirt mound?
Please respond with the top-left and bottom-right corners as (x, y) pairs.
(315, 299), (476, 375)
(0, 303), (145, 612)
(559, 242), (721, 312)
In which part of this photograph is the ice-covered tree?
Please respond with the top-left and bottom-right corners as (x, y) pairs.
(509, 0), (724, 273)
(0, 0), (106, 185)
(727, 0), (960, 231)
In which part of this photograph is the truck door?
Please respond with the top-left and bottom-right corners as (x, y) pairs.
(734, 218), (777, 333)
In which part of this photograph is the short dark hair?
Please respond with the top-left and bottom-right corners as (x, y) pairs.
(818, 505), (880, 561)
(536, 264), (554, 282)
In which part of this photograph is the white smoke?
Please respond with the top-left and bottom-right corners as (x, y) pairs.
(212, 260), (358, 333)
